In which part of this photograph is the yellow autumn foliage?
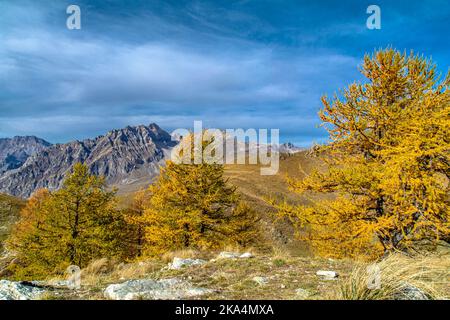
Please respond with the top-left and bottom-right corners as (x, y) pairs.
(273, 49), (449, 259)
(8, 164), (128, 278)
(138, 133), (259, 256)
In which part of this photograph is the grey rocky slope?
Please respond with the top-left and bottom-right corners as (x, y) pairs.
(0, 136), (51, 174)
(0, 124), (177, 198)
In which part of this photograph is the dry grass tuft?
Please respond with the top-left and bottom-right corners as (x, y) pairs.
(80, 258), (165, 287)
(160, 249), (203, 263)
(334, 252), (450, 300)
(80, 258), (119, 286)
(109, 260), (163, 281)
(221, 244), (257, 255)
(83, 258), (117, 276)
(271, 246), (292, 259)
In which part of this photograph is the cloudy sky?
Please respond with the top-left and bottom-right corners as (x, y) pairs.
(0, 0), (449, 146)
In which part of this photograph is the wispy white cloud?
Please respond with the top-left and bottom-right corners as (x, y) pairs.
(5, 0), (421, 145)
(1, 27), (359, 110)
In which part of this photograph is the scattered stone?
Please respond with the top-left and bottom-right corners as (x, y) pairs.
(168, 257), (206, 270)
(252, 276), (269, 286)
(217, 252), (241, 259)
(104, 278), (211, 300)
(216, 251), (253, 259)
(34, 279), (70, 289)
(316, 270), (339, 280)
(395, 283), (429, 300)
(295, 288), (310, 299)
(0, 280), (45, 300)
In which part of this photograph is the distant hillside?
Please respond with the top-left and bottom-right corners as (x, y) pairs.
(0, 136), (51, 174)
(278, 142), (304, 154)
(0, 124), (177, 198)
(222, 150), (324, 254)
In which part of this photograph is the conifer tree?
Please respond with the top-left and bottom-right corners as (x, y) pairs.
(8, 164), (127, 278)
(123, 189), (149, 257)
(140, 133), (259, 255)
(7, 189), (52, 277)
(272, 49), (449, 259)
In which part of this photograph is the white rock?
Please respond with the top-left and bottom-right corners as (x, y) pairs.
(217, 251), (253, 259)
(217, 252), (241, 259)
(104, 278), (211, 300)
(168, 257), (206, 270)
(252, 276), (269, 286)
(316, 270), (339, 280)
(295, 288), (310, 299)
(0, 280), (44, 300)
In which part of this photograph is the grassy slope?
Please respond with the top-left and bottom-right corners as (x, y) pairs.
(223, 151), (324, 254)
(224, 151), (320, 204)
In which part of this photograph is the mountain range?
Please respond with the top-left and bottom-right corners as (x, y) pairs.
(0, 124), (176, 198)
(0, 124), (303, 199)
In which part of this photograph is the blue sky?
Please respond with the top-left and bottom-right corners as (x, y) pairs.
(0, 0), (449, 146)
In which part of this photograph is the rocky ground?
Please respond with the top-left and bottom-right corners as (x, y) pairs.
(2, 249), (448, 300)
(0, 252), (354, 300)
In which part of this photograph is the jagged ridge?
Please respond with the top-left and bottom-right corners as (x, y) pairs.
(0, 124), (176, 198)
(0, 136), (52, 175)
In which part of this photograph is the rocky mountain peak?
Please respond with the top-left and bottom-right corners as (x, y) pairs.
(0, 136), (51, 174)
(278, 142), (303, 154)
(0, 124), (177, 198)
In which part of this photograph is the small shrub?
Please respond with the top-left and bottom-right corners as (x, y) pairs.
(273, 259), (286, 267)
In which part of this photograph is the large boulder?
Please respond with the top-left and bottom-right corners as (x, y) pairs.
(104, 278), (211, 300)
(0, 280), (44, 300)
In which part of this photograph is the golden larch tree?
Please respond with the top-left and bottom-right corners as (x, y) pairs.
(272, 49), (449, 259)
(140, 133), (259, 255)
(123, 189), (149, 258)
(8, 163), (127, 278)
